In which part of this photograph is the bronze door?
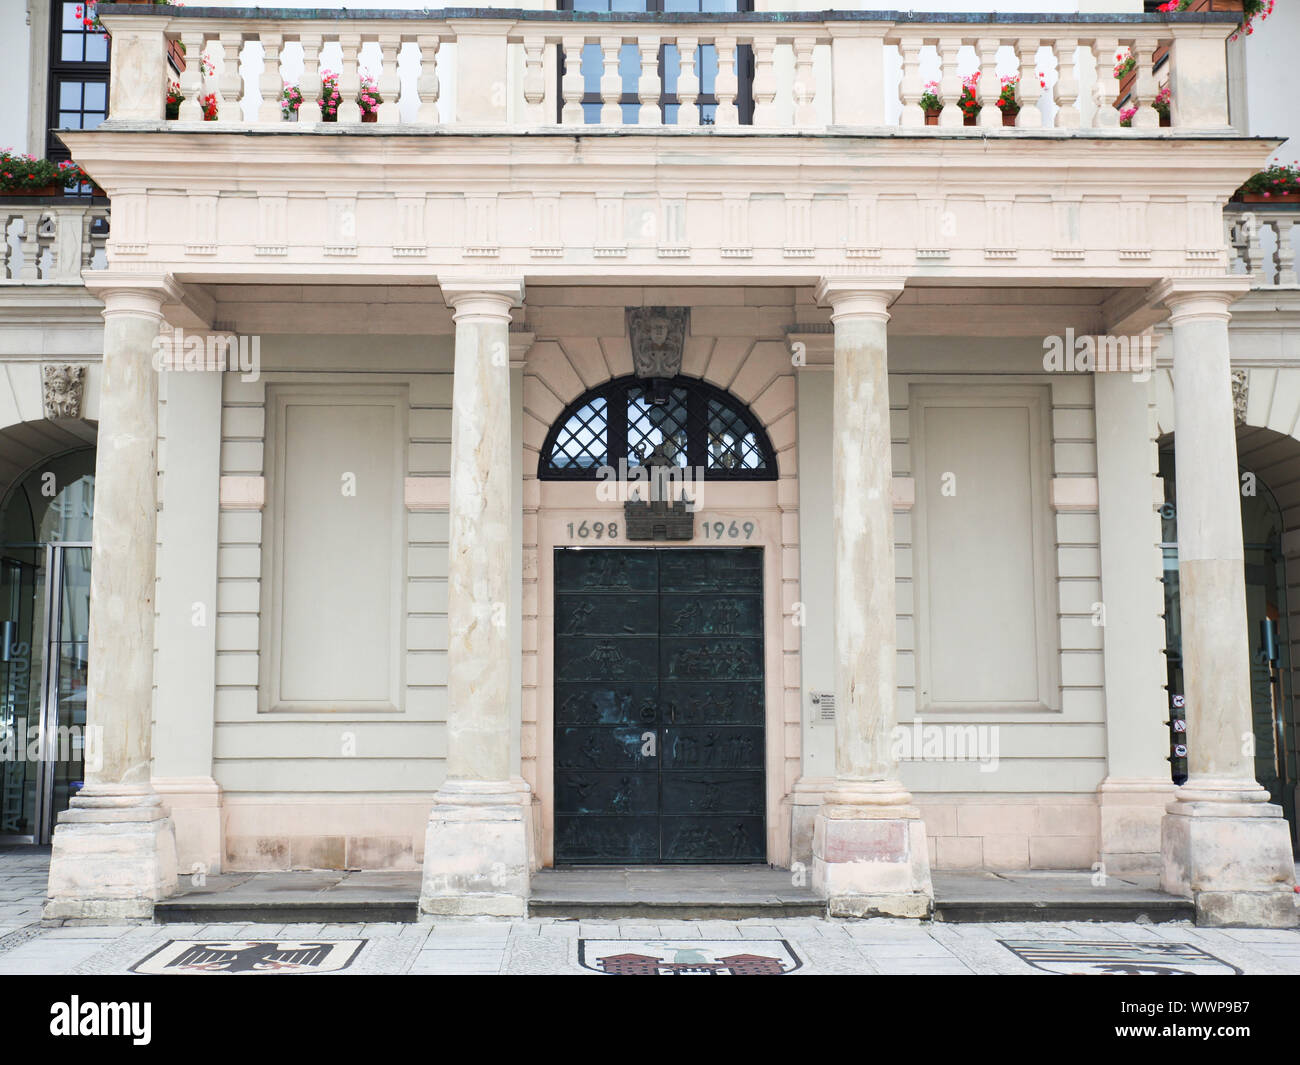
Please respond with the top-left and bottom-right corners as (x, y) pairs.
(553, 548), (765, 864)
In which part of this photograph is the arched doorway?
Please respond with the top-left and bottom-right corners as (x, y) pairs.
(539, 374), (777, 864)
(1159, 431), (1299, 851)
(0, 447), (94, 843)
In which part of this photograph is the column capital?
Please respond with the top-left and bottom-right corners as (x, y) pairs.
(83, 271), (184, 322)
(814, 276), (906, 321)
(439, 277), (525, 321)
(1151, 276), (1251, 325)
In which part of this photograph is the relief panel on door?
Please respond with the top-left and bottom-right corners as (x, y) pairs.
(554, 548), (765, 864)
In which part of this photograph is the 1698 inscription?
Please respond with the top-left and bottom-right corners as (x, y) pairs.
(563, 517), (755, 541)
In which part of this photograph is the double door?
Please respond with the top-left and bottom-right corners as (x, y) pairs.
(554, 547), (765, 863)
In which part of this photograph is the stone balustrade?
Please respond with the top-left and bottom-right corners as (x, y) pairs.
(97, 5), (1237, 132)
(0, 200), (109, 284)
(1226, 205), (1299, 288)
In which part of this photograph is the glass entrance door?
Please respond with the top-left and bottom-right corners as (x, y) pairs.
(0, 544), (90, 843)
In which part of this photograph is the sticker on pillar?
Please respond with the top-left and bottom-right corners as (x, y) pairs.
(1000, 940), (1241, 976)
(132, 940), (364, 974)
(579, 939), (801, 975)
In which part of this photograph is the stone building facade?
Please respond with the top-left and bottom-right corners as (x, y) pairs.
(1, 1), (1298, 926)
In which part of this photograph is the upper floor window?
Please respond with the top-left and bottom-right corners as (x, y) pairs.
(557, 0), (754, 124)
(47, 1), (109, 162)
(540, 375), (777, 480)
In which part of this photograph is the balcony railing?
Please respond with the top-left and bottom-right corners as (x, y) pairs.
(0, 200), (109, 284)
(97, 5), (1239, 133)
(1226, 204), (1299, 288)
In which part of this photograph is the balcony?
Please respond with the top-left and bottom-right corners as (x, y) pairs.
(1, 199), (109, 284)
(100, 5), (1240, 133)
(1226, 203), (1299, 288)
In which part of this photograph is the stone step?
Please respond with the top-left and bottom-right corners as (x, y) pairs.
(154, 899), (419, 924)
(932, 897), (1196, 923)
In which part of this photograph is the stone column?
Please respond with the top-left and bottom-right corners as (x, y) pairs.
(420, 278), (531, 917)
(811, 278), (933, 918)
(1093, 363), (1176, 874)
(44, 281), (180, 922)
(1156, 280), (1297, 927)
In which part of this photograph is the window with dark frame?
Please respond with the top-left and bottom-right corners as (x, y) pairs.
(540, 375), (777, 480)
(555, 0), (756, 125)
(47, 0), (110, 168)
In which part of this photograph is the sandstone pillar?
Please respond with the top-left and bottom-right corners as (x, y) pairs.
(1157, 280), (1297, 927)
(420, 278), (531, 917)
(1093, 365), (1176, 874)
(44, 281), (180, 921)
(811, 278), (933, 918)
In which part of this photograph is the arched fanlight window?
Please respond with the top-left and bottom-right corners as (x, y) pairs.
(539, 375), (777, 481)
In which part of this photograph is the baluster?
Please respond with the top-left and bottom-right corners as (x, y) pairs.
(217, 32), (244, 125)
(1052, 38), (1082, 128)
(598, 37), (622, 125)
(976, 37), (1001, 128)
(177, 31), (206, 121)
(523, 35), (546, 125)
(936, 38), (963, 128)
(561, 36), (586, 124)
(750, 35), (777, 126)
(1130, 40), (1158, 129)
(1245, 212), (1265, 283)
(677, 37), (699, 127)
(416, 34), (441, 124)
(637, 37), (662, 126)
(1224, 213), (1244, 274)
(792, 36), (816, 128)
(1015, 38), (1043, 128)
(1, 214), (14, 279)
(714, 36), (739, 126)
(257, 33), (283, 124)
(90, 208), (109, 267)
(898, 36), (924, 127)
(40, 211), (61, 277)
(337, 33), (362, 122)
(81, 209), (94, 271)
(18, 210), (43, 280)
(1091, 36), (1120, 128)
(298, 33), (323, 124)
(1277, 219), (1298, 287)
(377, 32), (401, 124)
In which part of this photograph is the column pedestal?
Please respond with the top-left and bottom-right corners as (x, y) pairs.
(1162, 796), (1296, 927)
(420, 782), (530, 917)
(44, 787), (178, 922)
(813, 783), (932, 918)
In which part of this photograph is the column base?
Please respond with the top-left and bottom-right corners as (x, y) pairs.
(419, 780), (530, 918)
(43, 785), (179, 923)
(1160, 791), (1298, 928)
(1098, 777), (1177, 876)
(812, 784), (934, 919)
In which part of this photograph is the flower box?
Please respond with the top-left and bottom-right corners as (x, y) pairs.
(1235, 192), (1297, 202)
(2, 185), (59, 197)
(923, 108), (941, 126)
